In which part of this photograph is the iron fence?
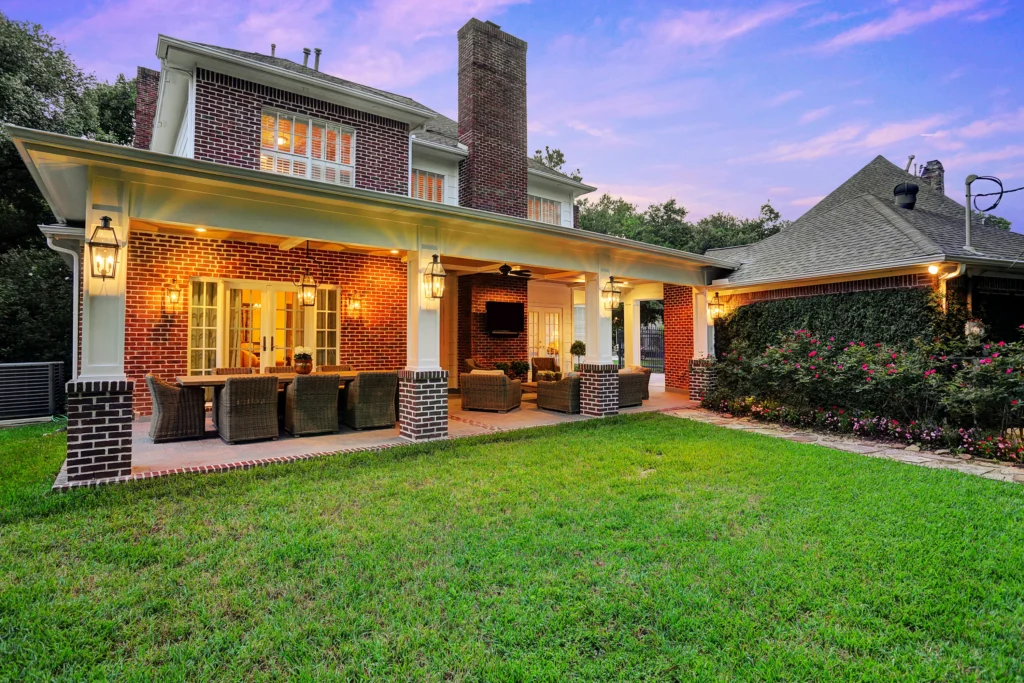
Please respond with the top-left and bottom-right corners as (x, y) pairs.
(640, 325), (665, 373)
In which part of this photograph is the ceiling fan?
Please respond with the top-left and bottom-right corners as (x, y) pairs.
(493, 263), (532, 278)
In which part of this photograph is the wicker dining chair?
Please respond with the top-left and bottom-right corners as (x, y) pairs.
(536, 375), (580, 414)
(317, 364), (352, 373)
(285, 374), (341, 436)
(343, 371), (398, 430)
(213, 367), (255, 375)
(618, 372), (645, 408)
(264, 366), (296, 374)
(459, 372), (522, 412)
(146, 375), (207, 443)
(215, 375), (280, 444)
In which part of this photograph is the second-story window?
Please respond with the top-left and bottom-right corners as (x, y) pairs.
(411, 169), (445, 203)
(529, 195), (561, 225)
(260, 110), (355, 187)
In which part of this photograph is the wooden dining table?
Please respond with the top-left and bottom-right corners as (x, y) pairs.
(176, 371), (359, 388)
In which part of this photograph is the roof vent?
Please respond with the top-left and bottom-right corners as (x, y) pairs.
(302, 48), (311, 67)
(314, 48), (322, 71)
(271, 43), (276, 57)
(894, 182), (919, 210)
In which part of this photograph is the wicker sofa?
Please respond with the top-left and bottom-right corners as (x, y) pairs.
(146, 375), (206, 442)
(536, 375), (580, 414)
(618, 371), (645, 408)
(215, 375), (280, 444)
(285, 374), (341, 436)
(460, 372), (522, 412)
(343, 371), (398, 430)
(626, 365), (653, 399)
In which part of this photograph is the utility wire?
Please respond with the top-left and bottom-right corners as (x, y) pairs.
(974, 186), (1024, 198)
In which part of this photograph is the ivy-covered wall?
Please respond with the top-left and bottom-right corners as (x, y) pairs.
(714, 287), (949, 357)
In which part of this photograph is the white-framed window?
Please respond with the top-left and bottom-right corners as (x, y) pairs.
(188, 281), (219, 376)
(411, 169), (445, 203)
(529, 195), (561, 225)
(260, 110), (355, 187)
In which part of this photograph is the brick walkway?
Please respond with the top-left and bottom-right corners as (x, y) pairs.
(666, 408), (1024, 484)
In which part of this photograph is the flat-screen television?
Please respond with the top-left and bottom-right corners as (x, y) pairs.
(485, 301), (525, 334)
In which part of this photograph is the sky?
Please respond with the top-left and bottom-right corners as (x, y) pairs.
(4, 0), (1024, 229)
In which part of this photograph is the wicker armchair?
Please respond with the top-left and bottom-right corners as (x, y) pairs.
(460, 372), (522, 412)
(627, 366), (653, 399)
(146, 375), (206, 443)
(317, 364), (352, 373)
(464, 358), (488, 373)
(215, 375), (280, 444)
(285, 374), (341, 436)
(343, 371), (398, 430)
(537, 376), (580, 414)
(531, 357), (560, 381)
(214, 367), (255, 375)
(264, 366), (296, 374)
(618, 372), (645, 408)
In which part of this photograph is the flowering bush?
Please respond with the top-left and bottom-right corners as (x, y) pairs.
(703, 328), (1024, 461)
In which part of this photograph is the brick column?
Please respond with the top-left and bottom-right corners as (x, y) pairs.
(65, 380), (134, 482)
(580, 363), (619, 417)
(688, 358), (717, 401)
(664, 284), (694, 395)
(398, 369), (449, 441)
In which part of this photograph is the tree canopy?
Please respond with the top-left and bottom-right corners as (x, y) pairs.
(576, 194), (790, 255)
(532, 146), (582, 182)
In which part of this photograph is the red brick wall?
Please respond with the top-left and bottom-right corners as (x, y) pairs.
(664, 284), (694, 395)
(193, 68), (410, 195)
(457, 274), (528, 368)
(457, 19), (528, 219)
(125, 232), (407, 414)
(722, 273), (937, 307)
(133, 66), (160, 150)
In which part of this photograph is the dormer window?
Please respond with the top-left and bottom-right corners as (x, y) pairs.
(411, 169), (445, 203)
(528, 195), (561, 225)
(260, 110), (355, 187)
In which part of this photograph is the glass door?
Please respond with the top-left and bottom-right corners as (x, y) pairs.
(227, 287), (264, 369)
(270, 288), (304, 368)
(528, 307), (562, 369)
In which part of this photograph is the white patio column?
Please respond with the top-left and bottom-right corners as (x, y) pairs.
(66, 171), (134, 484)
(398, 226), (449, 441)
(580, 267), (618, 416)
(690, 287), (718, 401)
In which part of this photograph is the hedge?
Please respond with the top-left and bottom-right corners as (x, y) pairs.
(714, 288), (946, 358)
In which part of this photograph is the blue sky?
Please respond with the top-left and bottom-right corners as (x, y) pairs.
(4, 0), (1023, 228)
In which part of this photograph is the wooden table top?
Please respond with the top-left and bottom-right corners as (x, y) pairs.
(176, 371), (359, 388)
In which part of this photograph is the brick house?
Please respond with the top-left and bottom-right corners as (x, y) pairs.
(11, 19), (733, 483)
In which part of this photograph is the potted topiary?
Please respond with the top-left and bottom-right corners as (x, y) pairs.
(570, 340), (586, 371)
(494, 361), (511, 378)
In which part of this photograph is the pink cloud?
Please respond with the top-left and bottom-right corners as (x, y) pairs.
(650, 2), (808, 47)
(767, 89), (803, 106)
(958, 109), (1024, 139)
(818, 0), (983, 51)
(799, 106), (834, 124)
(791, 196), (825, 207)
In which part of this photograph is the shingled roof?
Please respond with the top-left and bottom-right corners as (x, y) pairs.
(707, 155), (1024, 286)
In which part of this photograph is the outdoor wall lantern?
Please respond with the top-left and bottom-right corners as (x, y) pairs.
(294, 240), (322, 307)
(424, 254), (447, 300)
(602, 276), (621, 310)
(88, 216), (121, 279)
(164, 278), (184, 312)
(345, 290), (366, 319)
(708, 292), (725, 320)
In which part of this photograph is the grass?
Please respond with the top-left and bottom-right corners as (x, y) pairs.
(2, 414), (1024, 681)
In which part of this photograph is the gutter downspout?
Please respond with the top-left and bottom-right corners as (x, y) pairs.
(45, 234), (80, 381)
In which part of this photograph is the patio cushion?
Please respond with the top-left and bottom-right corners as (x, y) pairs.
(471, 369), (505, 375)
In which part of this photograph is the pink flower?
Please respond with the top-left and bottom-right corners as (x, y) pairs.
(861, 364), (869, 371)
(998, 341), (1006, 347)
(979, 358), (992, 365)
(891, 353), (898, 360)
(1009, 369), (1015, 374)
(829, 336), (835, 341)
(814, 373), (820, 379)
(993, 353), (1000, 358)
(810, 365), (816, 370)
(1013, 400), (1020, 406)
(808, 350), (817, 358)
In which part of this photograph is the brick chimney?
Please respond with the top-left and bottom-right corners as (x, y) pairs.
(457, 19), (528, 219)
(920, 159), (945, 196)
(133, 66), (160, 150)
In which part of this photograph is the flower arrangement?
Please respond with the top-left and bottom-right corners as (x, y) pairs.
(294, 346), (312, 361)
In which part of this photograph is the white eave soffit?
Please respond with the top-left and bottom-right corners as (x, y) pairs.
(157, 36), (435, 127)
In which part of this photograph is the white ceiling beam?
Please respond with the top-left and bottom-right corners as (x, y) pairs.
(278, 237), (305, 251)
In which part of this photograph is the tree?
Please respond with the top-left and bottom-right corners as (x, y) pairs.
(975, 212), (1012, 231)
(532, 145), (582, 181)
(85, 74), (137, 145)
(0, 248), (72, 369)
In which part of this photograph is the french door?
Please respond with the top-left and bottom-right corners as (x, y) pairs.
(225, 284), (308, 371)
(528, 307), (562, 369)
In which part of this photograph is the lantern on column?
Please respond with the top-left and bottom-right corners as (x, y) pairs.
(294, 240), (322, 307)
(602, 276), (621, 310)
(424, 254), (446, 300)
(88, 216), (120, 279)
(708, 292), (725, 320)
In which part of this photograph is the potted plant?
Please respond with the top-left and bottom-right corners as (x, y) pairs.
(570, 340), (586, 371)
(510, 360), (530, 380)
(494, 361), (511, 378)
(294, 346), (313, 374)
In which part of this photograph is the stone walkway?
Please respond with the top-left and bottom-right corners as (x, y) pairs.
(665, 408), (1024, 484)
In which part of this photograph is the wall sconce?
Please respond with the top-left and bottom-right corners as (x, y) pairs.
(164, 278), (184, 313)
(294, 240), (322, 307)
(88, 216), (121, 279)
(708, 292), (725, 320)
(424, 254), (446, 300)
(345, 291), (366, 318)
(601, 276), (621, 310)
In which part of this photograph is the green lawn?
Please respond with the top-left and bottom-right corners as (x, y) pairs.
(2, 414), (1024, 681)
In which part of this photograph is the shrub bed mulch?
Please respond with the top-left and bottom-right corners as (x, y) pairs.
(670, 407), (1024, 484)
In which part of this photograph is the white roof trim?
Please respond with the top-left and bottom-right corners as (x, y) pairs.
(411, 136), (468, 158)
(528, 167), (597, 194)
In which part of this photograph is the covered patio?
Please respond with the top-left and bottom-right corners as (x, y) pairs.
(11, 127), (734, 487)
